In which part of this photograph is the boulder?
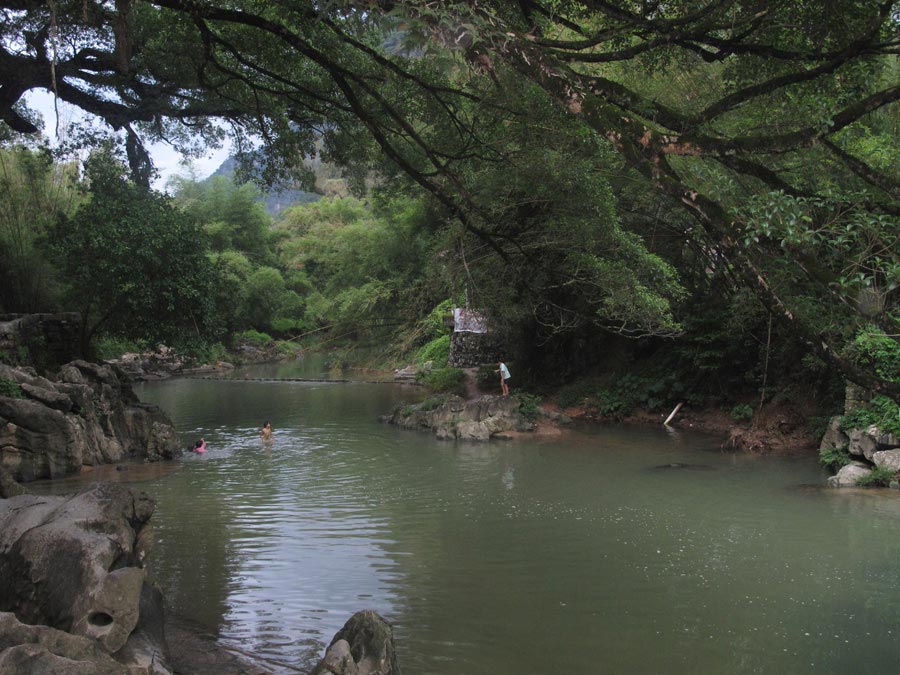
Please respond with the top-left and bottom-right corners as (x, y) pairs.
(392, 365), (418, 382)
(0, 612), (126, 675)
(827, 461), (873, 487)
(818, 416), (849, 454)
(0, 361), (181, 483)
(847, 427), (878, 461)
(0, 484), (171, 673)
(872, 449), (900, 473)
(311, 610), (399, 675)
(0, 466), (24, 498)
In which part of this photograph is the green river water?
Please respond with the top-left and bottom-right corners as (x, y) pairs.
(38, 360), (900, 673)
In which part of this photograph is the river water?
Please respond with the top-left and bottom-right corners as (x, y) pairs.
(39, 361), (900, 673)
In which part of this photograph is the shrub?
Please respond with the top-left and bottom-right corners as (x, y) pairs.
(396, 395), (448, 418)
(276, 341), (302, 356)
(236, 329), (273, 347)
(416, 334), (451, 366)
(842, 395), (900, 437)
(0, 376), (23, 399)
(419, 299), (453, 340)
(93, 336), (146, 360)
(515, 392), (542, 422)
(419, 394), (449, 412)
(730, 403), (755, 423)
(857, 466), (896, 488)
(818, 446), (852, 472)
(417, 367), (467, 396)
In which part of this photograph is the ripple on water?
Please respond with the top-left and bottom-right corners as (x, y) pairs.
(133, 377), (900, 675)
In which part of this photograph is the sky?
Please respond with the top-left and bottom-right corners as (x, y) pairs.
(24, 90), (232, 190)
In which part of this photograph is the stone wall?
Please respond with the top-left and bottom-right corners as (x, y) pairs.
(0, 313), (81, 373)
(448, 331), (502, 368)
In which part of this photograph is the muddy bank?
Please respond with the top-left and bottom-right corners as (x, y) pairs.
(542, 399), (819, 454)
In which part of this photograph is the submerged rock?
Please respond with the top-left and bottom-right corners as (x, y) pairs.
(0, 360), (181, 483)
(651, 463), (714, 471)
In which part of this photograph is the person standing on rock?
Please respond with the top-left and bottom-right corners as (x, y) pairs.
(496, 360), (511, 396)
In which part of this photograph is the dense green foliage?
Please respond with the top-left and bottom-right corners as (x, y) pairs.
(856, 466), (897, 488)
(3, 0), (900, 418)
(53, 150), (219, 353)
(416, 335), (451, 367)
(841, 329), (900, 435)
(416, 367), (468, 397)
(0, 147), (80, 313)
(818, 445), (852, 473)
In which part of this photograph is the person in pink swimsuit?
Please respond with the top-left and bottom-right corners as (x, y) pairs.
(193, 438), (207, 453)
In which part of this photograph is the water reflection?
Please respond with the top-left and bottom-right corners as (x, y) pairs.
(97, 374), (900, 674)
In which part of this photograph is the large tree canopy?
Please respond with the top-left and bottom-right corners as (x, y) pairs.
(3, 0), (900, 393)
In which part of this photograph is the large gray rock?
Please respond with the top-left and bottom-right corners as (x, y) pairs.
(0, 484), (171, 673)
(384, 394), (533, 441)
(310, 610), (399, 675)
(0, 612), (126, 674)
(872, 449), (900, 473)
(847, 427), (878, 461)
(827, 461), (873, 487)
(819, 416), (849, 455)
(0, 360), (181, 483)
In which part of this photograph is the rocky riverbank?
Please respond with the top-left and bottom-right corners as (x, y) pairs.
(104, 340), (301, 381)
(0, 483), (400, 675)
(382, 393), (537, 441)
(0, 361), (181, 492)
(0, 359), (401, 674)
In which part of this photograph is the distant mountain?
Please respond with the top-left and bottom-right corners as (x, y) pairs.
(208, 157), (320, 216)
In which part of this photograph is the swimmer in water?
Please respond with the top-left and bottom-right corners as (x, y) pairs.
(260, 421), (273, 442)
(194, 438), (207, 453)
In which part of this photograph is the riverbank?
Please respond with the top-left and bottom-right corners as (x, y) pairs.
(551, 399), (820, 455)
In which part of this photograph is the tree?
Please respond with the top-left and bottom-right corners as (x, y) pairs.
(170, 175), (275, 263)
(54, 149), (216, 353)
(0, 146), (80, 312)
(5, 0), (900, 394)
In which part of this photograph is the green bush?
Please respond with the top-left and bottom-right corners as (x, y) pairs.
(271, 317), (312, 335)
(419, 299), (453, 340)
(842, 395), (900, 437)
(818, 446), (852, 472)
(515, 392), (542, 422)
(857, 466), (896, 487)
(236, 329), (273, 347)
(0, 376), (23, 399)
(94, 336), (147, 360)
(851, 328), (900, 380)
(396, 395), (449, 418)
(416, 334), (451, 366)
(594, 388), (631, 416)
(417, 367), (467, 396)
(171, 337), (229, 365)
(276, 341), (302, 356)
(730, 403), (755, 423)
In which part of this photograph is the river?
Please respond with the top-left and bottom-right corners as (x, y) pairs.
(40, 360), (900, 673)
